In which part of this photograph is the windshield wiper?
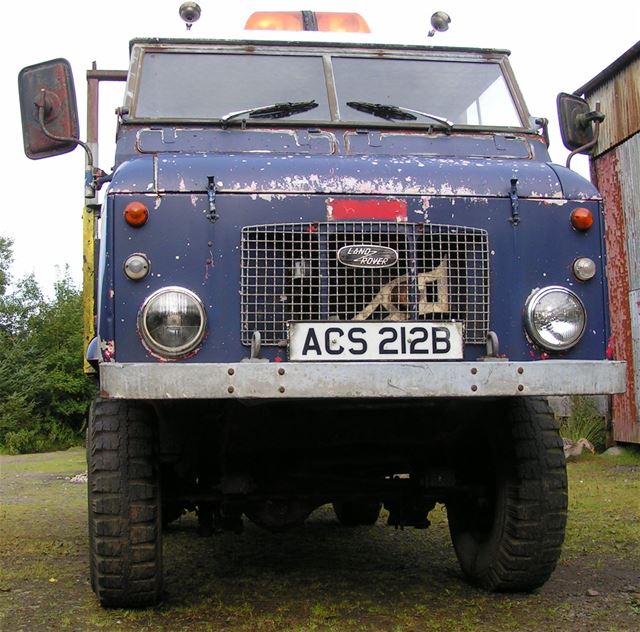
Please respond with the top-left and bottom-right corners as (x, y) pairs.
(346, 101), (453, 129)
(220, 100), (319, 125)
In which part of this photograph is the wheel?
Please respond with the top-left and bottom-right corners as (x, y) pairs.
(446, 397), (567, 592)
(333, 499), (382, 526)
(87, 398), (163, 607)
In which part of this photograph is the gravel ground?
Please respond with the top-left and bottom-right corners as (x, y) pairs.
(0, 447), (638, 631)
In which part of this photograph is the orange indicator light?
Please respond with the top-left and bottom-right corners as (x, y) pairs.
(124, 201), (149, 227)
(570, 207), (594, 231)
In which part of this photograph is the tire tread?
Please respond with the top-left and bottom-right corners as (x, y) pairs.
(88, 398), (163, 608)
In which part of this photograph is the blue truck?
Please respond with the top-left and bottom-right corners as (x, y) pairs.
(19, 9), (625, 607)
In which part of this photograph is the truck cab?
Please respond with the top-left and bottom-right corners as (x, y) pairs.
(19, 14), (625, 608)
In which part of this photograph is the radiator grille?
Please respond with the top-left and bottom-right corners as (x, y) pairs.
(241, 222), (489, 345)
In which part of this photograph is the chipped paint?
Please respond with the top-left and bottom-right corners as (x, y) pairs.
(153, 154), (159, 191)
(110, 152), (601, 201)
(204, 248), (214, 282)
(100, 339), (115, 363)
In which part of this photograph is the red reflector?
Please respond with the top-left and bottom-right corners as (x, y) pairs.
(570, 207), (594, 231)
(328, 199), (407, 221)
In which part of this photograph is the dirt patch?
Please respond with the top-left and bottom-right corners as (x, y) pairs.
(1, 448), (639, 631)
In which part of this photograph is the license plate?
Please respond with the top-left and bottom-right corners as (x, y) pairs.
(288, 321), (463, 361)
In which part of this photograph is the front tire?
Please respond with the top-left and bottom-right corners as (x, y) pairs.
(87, 398), (163, 607)
(446, 397), (567, 592)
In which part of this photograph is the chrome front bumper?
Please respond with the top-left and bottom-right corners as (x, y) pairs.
(100, 360), (626, 400)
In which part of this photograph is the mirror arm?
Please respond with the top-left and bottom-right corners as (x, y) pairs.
(36, 89), (97, 197)
(565, 101), (603, 169)
(577, 110), (606, 128)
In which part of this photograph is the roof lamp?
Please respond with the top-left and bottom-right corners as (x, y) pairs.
(316, 12), (370, 33)
(179, 2), (201, 30)
(245, 11), (370, 33)
(428, 11), (451, 37)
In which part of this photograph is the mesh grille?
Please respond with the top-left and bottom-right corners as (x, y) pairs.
(241, 222), (489, 345)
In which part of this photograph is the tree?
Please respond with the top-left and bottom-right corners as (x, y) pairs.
(0, 236), (12, 296)
(0, 239), (95, 453)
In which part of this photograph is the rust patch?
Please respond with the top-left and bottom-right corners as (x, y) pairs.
(594, 150), (638, 442)
(100, 340), (115, 363)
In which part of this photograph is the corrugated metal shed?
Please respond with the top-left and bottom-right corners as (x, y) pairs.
(577, 41), (640, 444)
(576, 41), (640, 155)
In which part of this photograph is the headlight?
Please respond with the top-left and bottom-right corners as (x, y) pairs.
(524, 286), (586, 351)
(139, 287), (206, 358)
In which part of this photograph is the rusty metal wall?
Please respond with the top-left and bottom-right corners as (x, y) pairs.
(593, 136), (640, 443)
(619, 136), (640, 290)
(584, 41), (640, 443)
(618, 135), (640, 432)
(588, 57), (640, 158)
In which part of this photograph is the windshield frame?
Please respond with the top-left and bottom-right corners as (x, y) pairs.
(124, 40), (533, 132)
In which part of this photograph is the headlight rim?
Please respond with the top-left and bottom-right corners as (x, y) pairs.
(524, 285), (586, 352)
(139, 286), (207, 359)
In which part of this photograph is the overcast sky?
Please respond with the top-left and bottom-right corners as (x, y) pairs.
(3, 0), (638, 295)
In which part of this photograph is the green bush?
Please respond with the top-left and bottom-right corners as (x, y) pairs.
(46, 420), (81, 450)
(2, 421), (81, 455)
(4, 428), (46, 455)
(559, 395), (607, 453)
(0, 238), (95, 454)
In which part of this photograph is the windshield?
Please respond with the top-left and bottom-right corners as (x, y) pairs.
(135, 53), (332, 120)
(333, 57), (520, 127)
(131, 47), (524, 128)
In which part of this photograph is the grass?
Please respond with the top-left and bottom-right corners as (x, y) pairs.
(0, 446), (85, 473)
(559, 395), (607, 452)
(563, 448), (640, 559)
(1, 447), (639, 631)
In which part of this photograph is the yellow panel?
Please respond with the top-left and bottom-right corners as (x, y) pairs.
(83, 205), (97, 375)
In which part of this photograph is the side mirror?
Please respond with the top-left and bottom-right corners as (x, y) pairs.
(18, 58), (79, 160)
(557, 92), (605, 153)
